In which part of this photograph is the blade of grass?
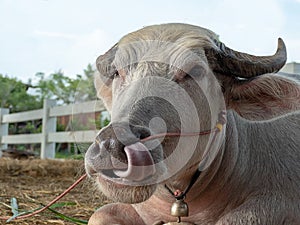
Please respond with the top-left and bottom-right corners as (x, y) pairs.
(6, 206), (44, 222)
(10, 198), (18, 216)
(6, 211), (27, 223)
(7, 198), (23, 222)
(45, 206), (88, 224)
(50, 202), (77, 209)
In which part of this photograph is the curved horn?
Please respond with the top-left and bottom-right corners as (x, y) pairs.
(96, 43), (118, 83)
(205, 38), (287, 78)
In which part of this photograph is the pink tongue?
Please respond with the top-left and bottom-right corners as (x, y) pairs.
(113, 142), (156, 181)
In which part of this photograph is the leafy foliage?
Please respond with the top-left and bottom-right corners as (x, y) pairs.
(0, 64), (97, 112)
(35, 64), (96, 105)
(74, 64), (97, 102)
(1, 65), (99, 153)
(0, 75), (41, 113)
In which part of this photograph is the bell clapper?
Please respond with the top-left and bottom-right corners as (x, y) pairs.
(177, 215), (182, 223)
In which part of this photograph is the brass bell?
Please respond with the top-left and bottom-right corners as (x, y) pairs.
(170, 199), (189, 217)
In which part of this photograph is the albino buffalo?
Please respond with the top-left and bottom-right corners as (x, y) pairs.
(85, 23), (300, 225)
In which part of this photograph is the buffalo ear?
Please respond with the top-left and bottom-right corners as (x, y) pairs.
(94, 71), (113, 112)
(225, 74), (300, 120)
(94, 43), (118, 112)
(96, 43), (118, 86)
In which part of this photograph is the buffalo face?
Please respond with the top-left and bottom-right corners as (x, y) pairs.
(85, 23), (287, 204)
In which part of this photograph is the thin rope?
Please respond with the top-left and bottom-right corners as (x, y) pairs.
(0, 174), (87, 221)
(140, 129), (215, 143)
(1, 111), (226, 221)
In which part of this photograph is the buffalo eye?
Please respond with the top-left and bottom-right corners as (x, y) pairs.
(109, 70), (119, 80)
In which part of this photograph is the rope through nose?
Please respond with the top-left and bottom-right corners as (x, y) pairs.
(140, 129), (215, 143)
(140, 110), (226, 143)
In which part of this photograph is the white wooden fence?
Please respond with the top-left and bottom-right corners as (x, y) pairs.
(0, 99), (105, 159)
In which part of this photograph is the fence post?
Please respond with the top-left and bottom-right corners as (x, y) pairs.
(41, 99), (56, 159)
(0, 108), (9, 157)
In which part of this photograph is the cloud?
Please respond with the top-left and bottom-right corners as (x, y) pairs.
(1, 0), (298, 81)
(205, 0), (285, 55)
(285, 38), (300, 62)
(15, 28), (113, 80)
(56, 29), (113, 77)
(33, 30), (77, 40)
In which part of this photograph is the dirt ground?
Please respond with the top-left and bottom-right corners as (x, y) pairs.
(0, 157), (109, 225)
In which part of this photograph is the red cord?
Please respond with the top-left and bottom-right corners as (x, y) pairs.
(0, 116), (224, 221)
(140, 129), (215, 142)
(0, 174), (87, 221)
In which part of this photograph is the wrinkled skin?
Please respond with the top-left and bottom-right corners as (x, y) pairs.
(85, 23), (300, 224)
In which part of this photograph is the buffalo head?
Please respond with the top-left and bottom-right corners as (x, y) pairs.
(85, 23), (292, 204)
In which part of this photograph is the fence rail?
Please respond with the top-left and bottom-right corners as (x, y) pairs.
(0, 99), (105, 159)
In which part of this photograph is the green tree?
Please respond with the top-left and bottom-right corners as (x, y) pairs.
(0, 66), (98, 154)
(35, 64), (96, 105)
(74, 64), (97, 102)
(0, 74), (41, 112)
(35, 71), (79, 105)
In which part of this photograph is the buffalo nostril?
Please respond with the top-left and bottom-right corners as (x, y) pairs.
(130, 125), (151, 140)
(88, 123), (153, 177)
(139, 129), (151, 140)
(99, 138), (127, 165)
(99, 139), (113, 151)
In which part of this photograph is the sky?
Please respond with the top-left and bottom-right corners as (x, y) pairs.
(0, 0), (300, 82)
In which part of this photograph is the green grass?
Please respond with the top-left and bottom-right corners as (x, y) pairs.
(55, 152), (84, 160)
